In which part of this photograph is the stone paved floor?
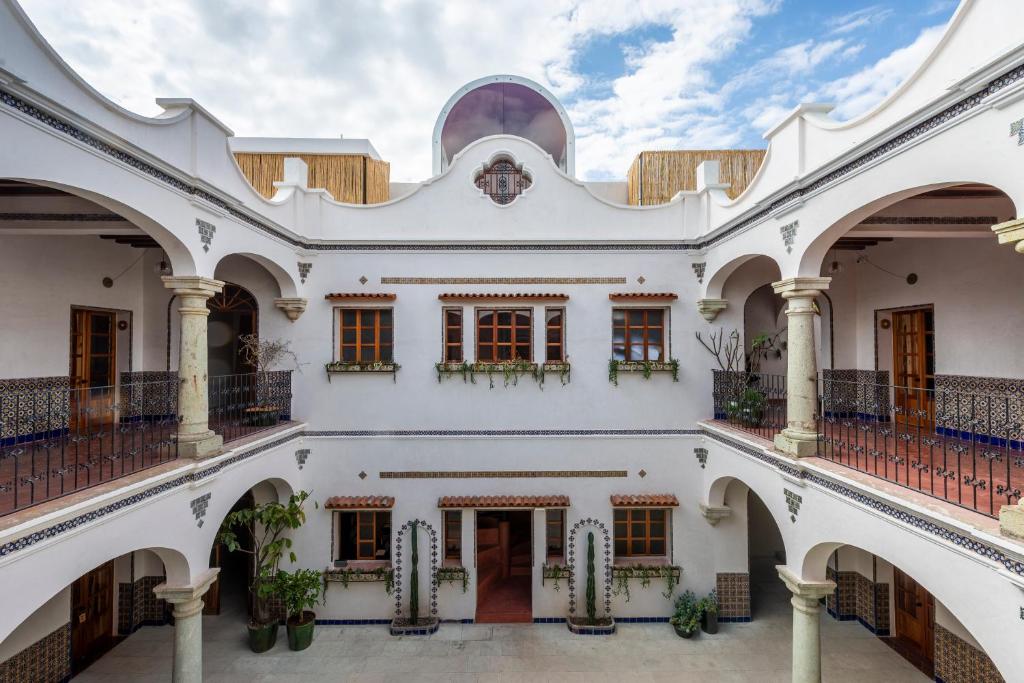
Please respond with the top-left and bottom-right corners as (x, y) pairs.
(75, 578), (927, 682)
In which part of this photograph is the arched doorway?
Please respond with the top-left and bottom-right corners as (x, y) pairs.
(207, 283), (258, 377)
(745, 488), (786, 619)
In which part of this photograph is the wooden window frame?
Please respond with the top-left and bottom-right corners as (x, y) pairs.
(338, 307), (393, 363)
(336, 510), (392, 562)
(545, 509), (565, 561)
(611, 307), (667, 362)
(545, 307), (565, 363)
(474, 307), (533, 363)
(443, 307), (463, 363)
(613, 508), (668, 558)
(444, 510), (462, 564)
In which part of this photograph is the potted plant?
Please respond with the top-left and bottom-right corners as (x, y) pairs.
(700, 590), (719, 634)
(218, 490), (313, 653)
(670, 590), (701, 638)
(238, 334), (300, 426)
(275, 568), (323, 651)
(566, 532), (615, 635)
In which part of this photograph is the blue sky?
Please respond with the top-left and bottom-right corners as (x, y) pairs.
(20, 0), (959, 181)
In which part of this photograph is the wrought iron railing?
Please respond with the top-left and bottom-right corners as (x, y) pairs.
(712, 370), (788, 441)
(818, 378), (1022, 517)
(0, 380), (179, 515)
(208, 372), (292, 444)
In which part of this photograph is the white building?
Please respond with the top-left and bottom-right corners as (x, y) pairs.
(1, 0), (1023, 681)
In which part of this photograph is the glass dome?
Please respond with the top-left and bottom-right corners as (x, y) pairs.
(437, 80), (571, 172)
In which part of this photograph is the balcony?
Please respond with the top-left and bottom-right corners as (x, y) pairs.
(0, 371), (292, 517)
(712, 371), (1022, 518)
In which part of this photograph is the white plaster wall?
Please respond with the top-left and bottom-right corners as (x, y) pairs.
(0, 588), (68, 661)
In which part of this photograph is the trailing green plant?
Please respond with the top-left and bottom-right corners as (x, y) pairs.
(608, 358), (680, 385)
(542, 564), (571, 591)
(608, 359), (619, 386)
(669, 590), (701, 634)
(325, 360), (400, 383)
(612, 568), (631, 602)
(325, 566), (394, 594)
(435, 361), (476, 384)
(668, 358), (680, 382)
(409, 524), (419, 624)
(611, 565), (681, 602)
(585, 532), (597, 626)
(275, 568), (324, 623)
(218, 490), (313, 626)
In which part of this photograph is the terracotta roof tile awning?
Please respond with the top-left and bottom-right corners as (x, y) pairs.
(325, 293), (397, 301)
(438, 495), (569, 508)
(437, 293), (569, 302)
(324, 496), (395, 509)
(610, 494), (679, 507)
(608, 293), (678, 301)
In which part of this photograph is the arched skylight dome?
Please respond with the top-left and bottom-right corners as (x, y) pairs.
(432, 76), (575, 177)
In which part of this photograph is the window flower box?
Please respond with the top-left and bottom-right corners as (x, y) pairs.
(434, 566), (469, 593)
(608, 359), (680, 385)
(323, 565), (394, 594)
(542, 563), (572, 590)
(435, 360), (570, 389)
(610, 563), (682, 601)
(325, 361), (400, 382)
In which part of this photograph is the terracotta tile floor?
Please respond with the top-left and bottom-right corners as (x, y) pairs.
(74, 576), (927, 682)
(475, 577), (532, 624)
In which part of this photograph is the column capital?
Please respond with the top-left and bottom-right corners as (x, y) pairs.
(777, 565), (834, 601)
(698, 502), (732, 526)
(696, 298), (728, 322)
(154, 568), (220, 606)
(771, 277), (831, 297)
(999, 502), (1024, 540)
(274, 297), (308, 322)
(162, 275), (225, 298)
(993, 217), (1024, 254)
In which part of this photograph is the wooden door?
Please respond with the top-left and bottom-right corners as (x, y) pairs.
(71, 561), (114, 674)
(892, 309), (934, 428)
(70, 309), (117, 430)
(894, 568), (934, 675)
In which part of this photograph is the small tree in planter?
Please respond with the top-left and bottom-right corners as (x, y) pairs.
(218, 490), (312, 652)
(670, 590), (701, 638)
(566, 531), (615, 634)
(700, 590), (719, 634)
(238, 334), (300, 426)
(275, 568), (324, 651)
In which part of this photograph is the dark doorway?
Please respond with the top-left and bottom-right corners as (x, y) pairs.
(204, 491), (255, 617)
(747, 489), (786, 620)
(892, 567), (935, 677)
(70, 561), (115, 674)
(475, 510), (532, 623)
(207, 283), (257, 377)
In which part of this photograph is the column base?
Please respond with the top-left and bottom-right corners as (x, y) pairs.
(175, 431), (223, 459)
(774, 429), (819, 458)
(999, 503), (1024, 539)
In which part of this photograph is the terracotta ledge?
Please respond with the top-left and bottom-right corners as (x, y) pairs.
(609, 292), (678, 301)
(611, 493), (680, 507)
(438, 495), (570, 508)
(324, 495), (395, 510)
(325, 293), (396, 301)
(437, 292), (569, 302)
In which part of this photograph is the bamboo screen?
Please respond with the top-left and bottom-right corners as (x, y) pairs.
(626, 150), (766, 205)
(233, 153), (390, 204)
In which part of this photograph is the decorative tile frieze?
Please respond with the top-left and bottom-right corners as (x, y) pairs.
(295, 448), (310, 470)
(1011, 117), (1024, 146)
(0, 375), (70, 440)
(380, 277), (627, 285)
(380, 470), (627, 479)
(861, 215), (998, 225)
(567, 518), (613, 617)
(691, 262), (706, 283)
(695, 447), (708, 469)
(780, 221), (798, 254)
(298, 262), (312, 283)
(359, 276), (368, 284)
(716, 573), (750, 620)
(392, 519), (439, 619)
(784, 488), (802, 522)
(196, 218), (216, 252)
(190, 492), (211, 528)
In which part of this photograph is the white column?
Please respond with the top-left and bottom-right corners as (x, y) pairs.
(778, 566), (835, 683)
(163, 276), (224, 458)
(154, 569), (219, 683)
(772, 277), (830, 457)
(993, 218), (1024, 535)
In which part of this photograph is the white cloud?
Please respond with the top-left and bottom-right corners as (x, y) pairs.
(827, 5), (893, 35)
(821, 24), (945, 120)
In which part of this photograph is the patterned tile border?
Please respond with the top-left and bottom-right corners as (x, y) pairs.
(0, 622), (70, 683)
(381, 277), (627, 285)
(702, 427), (1024, 579)
(566, 518), (613, 618)
(392, 519), (439, 620)
(380, 470), (627, 479)
(934, 622), (1005, 683)
(306, 429), (703, 437)
(3, 59), (1023, 252)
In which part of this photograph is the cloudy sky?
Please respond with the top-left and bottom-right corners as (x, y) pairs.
(20, 0), (957, 181)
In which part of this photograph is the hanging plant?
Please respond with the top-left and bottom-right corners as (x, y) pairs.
(608, 358), (681, 384)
